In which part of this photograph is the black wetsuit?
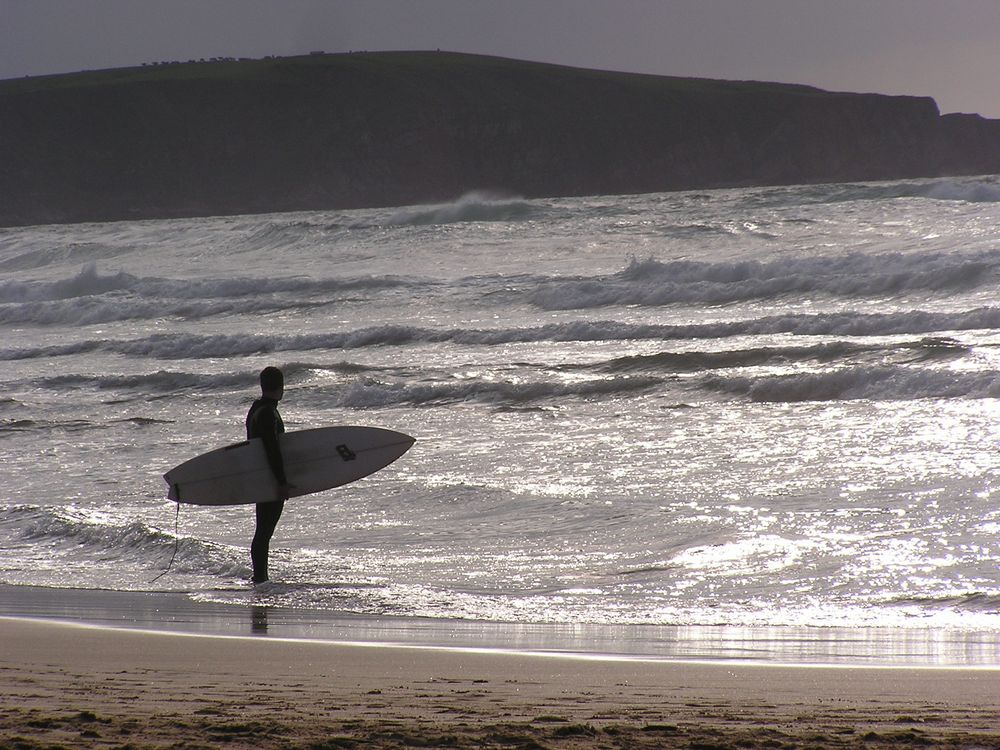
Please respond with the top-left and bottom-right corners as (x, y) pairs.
(246, 396), (286, 583)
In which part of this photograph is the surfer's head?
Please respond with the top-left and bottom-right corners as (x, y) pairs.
(259, 366), (284, 399)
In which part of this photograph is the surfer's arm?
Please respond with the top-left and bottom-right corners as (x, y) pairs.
(255, 408), (288, 486)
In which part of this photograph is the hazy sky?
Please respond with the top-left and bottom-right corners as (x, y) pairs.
(4, 0), (1000, 117)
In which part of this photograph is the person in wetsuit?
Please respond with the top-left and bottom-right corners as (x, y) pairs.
(246, 366), (291, 584)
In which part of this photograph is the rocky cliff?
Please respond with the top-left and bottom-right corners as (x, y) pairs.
(2, 51), (999, 227)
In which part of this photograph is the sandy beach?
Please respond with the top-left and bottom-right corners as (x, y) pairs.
(4, 616), (1000, 749)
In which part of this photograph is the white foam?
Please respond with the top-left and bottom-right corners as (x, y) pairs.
(0, 505), (248, 586)
(385, 191), (534, 226)
(530, 250), (1000, 309)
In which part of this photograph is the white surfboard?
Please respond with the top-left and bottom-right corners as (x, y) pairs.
(164, 426), (414, 506)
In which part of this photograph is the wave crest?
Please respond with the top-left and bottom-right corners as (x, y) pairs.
(338, 375), (661, 408)
(0, 505), (248, 583)
(803, 177), (1000, 205)
(706, 366), (1000, 403)
(6, 309), (1000, 362)
(530, 251), (998, 310)
(0, 263), (138, 303)
(0, 263), (420, 324)
(385, 191), (535, 226)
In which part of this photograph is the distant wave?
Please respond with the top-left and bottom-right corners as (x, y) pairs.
(29, 361), (383, 395)
(806, 177), (1000, 205)
(384, 191), (535, 226)
(40, 369), (256, 393)
(25, 357), (999, 406)
(595, 337), (969, 375)
(6, 309), (1000, 361)
(0, 419), (40, 435)
(528, 251), (999, 310)
(242, 218), (345, 250)
(7, 248), (996, 327)
(920, 180), (1000, 203)
(0, 263), (138, 302)
(0, 263), (420, 302)
(337, 375), (662, 408)
(16, 337), (974, 406)
(26, 366), (661, 407)
(0, 418), (104, 435)
(0, 296), (334, 326)
(705, 365), (1000, 403)
(0, 263), (426, 325)
(889, 592), (1000, 612)
(0, 241), (137, 273)
(0, 262), (420, 323)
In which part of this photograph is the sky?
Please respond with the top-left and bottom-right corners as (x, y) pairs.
(3, 0), (1000, 117)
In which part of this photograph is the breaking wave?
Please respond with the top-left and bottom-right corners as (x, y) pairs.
(6, 247), (999, 328)
(337, 375), (662, 408)
(596, 337), (969, 374)
(796, 177), (1000, 205)
(0, 296), (332, 326)
(0, 264), (418, 303)
(706, 366), (1000, 403)
(0, 263), (421, 324)
(5, 309), (1000, 361)
(25, 366), (662, 407)
(921, 180), (1000, 203)
(39, 370), (256, 393)
(529, 251), (999, 310)
(0, 505), (248, 582)
(14, 336), (982, 407)
(385, 191), (535, 226)
(27, 361), (386, 395)
(890, 592), (1000, 612)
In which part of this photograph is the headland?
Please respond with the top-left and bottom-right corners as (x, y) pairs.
(2, 51), (999, 227)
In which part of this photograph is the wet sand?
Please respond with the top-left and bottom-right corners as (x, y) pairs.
(4, 616), (1000, 749)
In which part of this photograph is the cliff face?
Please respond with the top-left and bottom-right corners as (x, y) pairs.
(1, 51), (999, 227)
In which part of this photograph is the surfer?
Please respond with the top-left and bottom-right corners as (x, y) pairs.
(246, 366), (290, 584)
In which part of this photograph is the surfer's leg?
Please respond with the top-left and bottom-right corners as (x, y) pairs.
(251, 500), (285, 583)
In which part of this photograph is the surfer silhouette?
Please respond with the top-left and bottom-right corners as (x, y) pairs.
(246, 366), (290, 584)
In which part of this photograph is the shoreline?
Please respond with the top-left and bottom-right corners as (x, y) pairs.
(5, 615), (1000, 749)
(8, 612), (1000, 673)
(4, 583), (1000, 669)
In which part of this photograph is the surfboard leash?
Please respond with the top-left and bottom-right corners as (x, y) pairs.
(150, 502), (181, 584)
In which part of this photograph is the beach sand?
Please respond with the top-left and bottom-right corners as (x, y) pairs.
(4, 617), (1000, 749)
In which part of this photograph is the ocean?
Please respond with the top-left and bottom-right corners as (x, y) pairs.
(4, 177), (1000, 664)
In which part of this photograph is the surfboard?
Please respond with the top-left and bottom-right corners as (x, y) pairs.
(164, 426), (414, 506)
